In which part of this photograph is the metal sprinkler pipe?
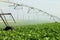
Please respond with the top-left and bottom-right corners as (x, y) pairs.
(2, 1), (60, 23)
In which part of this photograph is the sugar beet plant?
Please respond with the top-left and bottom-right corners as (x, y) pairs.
(0, 23), (60, 40)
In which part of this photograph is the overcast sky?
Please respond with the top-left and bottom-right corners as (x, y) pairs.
(0, 0), (60, 21)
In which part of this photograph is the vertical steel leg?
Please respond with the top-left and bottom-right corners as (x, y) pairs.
(53, 17), (57, 23)
(0, 15), (7, 26)
(10, 14), (16, 23)
(1, 10), (9, 26)
(3, 15), (9, 25)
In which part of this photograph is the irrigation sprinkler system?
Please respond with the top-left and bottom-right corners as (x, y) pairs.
(2, 1), (60, 23)
(0, 10), (16, 31)
(0, 0), (60, 30)
(0, 0), (60, 31)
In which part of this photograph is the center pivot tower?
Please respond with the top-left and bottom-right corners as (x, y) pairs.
(0, 13), (16, 31)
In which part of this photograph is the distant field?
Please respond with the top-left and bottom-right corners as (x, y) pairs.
(0, 22), (60, 40)
(0, 20), (56, 27)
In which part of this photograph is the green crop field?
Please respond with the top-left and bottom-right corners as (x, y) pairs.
(0, 22), (60, 40)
